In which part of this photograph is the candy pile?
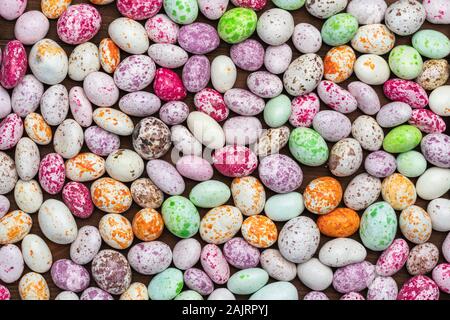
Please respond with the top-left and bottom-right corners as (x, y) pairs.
(0, 0), (449, 301)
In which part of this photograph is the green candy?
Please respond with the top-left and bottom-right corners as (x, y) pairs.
(189, 180), (231, 208)
(174, 290), (204, 300)
(289, 127), (329, 166)
(389, 45), (423, 80)
(227, 268), (269, 295)
(218, 8), (258, 44)
(383, 125), (422, 153)
(321, 13), (358, 46)
(272, 0), (306, 10)
(359, 201), (397, 251)
(396, 151), (427, 178)
(163, 0), (198, 25)
(148, 268), (184, 300)
(162, 196), (200, 238)
(412, 29), (450, 59)
(263, 94), (292, 128)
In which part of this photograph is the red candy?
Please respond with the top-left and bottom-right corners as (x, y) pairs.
(117, 0), (162, 20)
(153, 68), (187, 101)
(0, 40), (27, 89)
(408, 109), (446, 133)
(213, 145), (258, 178)
(62, 182), (94, 219)
(57, 4), (102, 45)
(397, 275), (440, 300)
(383, 79), (429, 109)
(194, 88), (229, 122)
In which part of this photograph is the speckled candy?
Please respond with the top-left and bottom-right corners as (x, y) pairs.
(131, 179), (164, 209)
(145, 14), (179, 44)
(364, 151), (397, 178)
(421, 133), (450, 168)
(162, 196), (200, 238)
(38, 153), (65, 195)
(409, 109), (446, 134)
(178, 23), (220, 54)
(62, 182), (93, 219)
(153, 68), (187, 101)
(51, 259), (90, 292)
(289, 127), (329, 166)
(223, 237), (260, 269)
(432, 263), (450, 294)
(360, 202), (397, 251)
(91, 250), (132, 295)
(321, 13), (358, 46)
(383, 125), (422, 153)
(407, 243), (439, 275)
(57, 4), (101, 45)
(381, 173), (417, 211)
(383, 78), (428, 109)
(317, 208), (360, 238)
(412, 29), (450, 59)
(213, 145), (257, 178)
(0, 285), (10, 300)
(184, 268), (214, 295)
(388, 45), (423, 80)
(0, 113), (23, 150)
(117, 0), (162, 20)
(258, 154), (303, 193)
(218, 8), (257, 44)
(128, 241), (171, 275)
(163, 0), (198, 25)
(376, 239), (410, 277)
(84, 126), (120, 157)
(303, 177), (342, 215)
(400, 205), (432, 244)
(90, 177), (132, 214)
(398, 275), (439, 300)
(0, 40), (27, 89)
(201, 244), (230, 284)
(333, 261), (376, 293)
(230, 39), (264, 71)
(159, 101), (189, 125)
(323, 45), (355, 83)
(367, 276), (398, 300)
(200, 205), (243, 244)
(241, 215), (277, 248)
(194, 88), (229, 122)
(182, 55), (210, 93)
(132, 117), (171, 160)
(289, 93), (320, 128)
(317, 80), (357, 114)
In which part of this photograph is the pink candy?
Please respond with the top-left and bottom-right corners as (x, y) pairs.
(194, 88), (229, 122)
(57, 4), (101, 45)
(289, 93), (320, 128)
(409, 109), (446, 133)
(213, 145), (258, 178)
(117, 0), (162, 20)
(383, 78), (429, 109)
(38, 153), (66, 195)
(0, 40), (27, 89)
(398, 275), (440, 300)
(62, 182), (94, 219)
(153, 68), (187, 101)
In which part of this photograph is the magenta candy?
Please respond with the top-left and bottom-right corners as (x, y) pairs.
(159, 101), (189, 125)
(80, 287), (114, 300)
(223, 237), (260, 269)
(230, 39), (265, 72)
(213, 145), (258, 178)
(200, 244), (230, 285)
(0, 113), (23, 150)
(398, 275), (440, 300)
(304, 291), (329, 300)
(51, 259), (90, 292)
(117, 0), (162, 20)
(258, 154), (303, 194)
(231, 0), (267, 10)
(38, 153), (65, 195)
(57, 4), (101, 45)
(69, 86), (93, 128)
(62, 182), (94, 219)
(409, 109), (446, 134)
(383, 79), (428, 109)
(0, 284), (10, 300)
(182, 55), (210, 93)
(145, 13), (179, 44)
(194, 88), (229, 122)
(340, 292), (365, 300)
(0, 40), (27, 89)
(176, 155), (214, 182)
(432, 263), (450, 294)
(317, 80), (358, 114)
(84, 126), (121, 157)
(376, 239), (410, 277)
(178, 23), (220, 54)
(364, 151), (397, 178)
(184, 268), (214, 295)
(153, 68), (187, 101)
(289, 93), (320, 128)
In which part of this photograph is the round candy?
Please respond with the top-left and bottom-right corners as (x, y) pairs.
(303, 177), (342, 215)
(218, 8), (257, 44)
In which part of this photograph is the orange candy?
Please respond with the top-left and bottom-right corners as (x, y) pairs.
(99, 38), (121, 73)
(241, 215), (277, 248)
(132, 208), (164, 241)
(324, 45), (356, 83)
(303, 176), (343, 215)
(317, 208), (360, 238)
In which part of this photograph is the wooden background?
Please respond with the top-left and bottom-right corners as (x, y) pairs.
(0, 0), (449, 300)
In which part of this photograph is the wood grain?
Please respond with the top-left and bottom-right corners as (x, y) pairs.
(0, 0), (449, 300)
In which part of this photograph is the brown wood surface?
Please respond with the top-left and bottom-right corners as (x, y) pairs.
(0, 0), (449, 300)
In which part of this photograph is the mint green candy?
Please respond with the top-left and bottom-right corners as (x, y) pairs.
(162, 196), (200, 238)
(218, 8), (257, 44)
(148, 268), (184, 300)
(360, 201), (397, 251)
(396, 151), (427, 178)
(321, 13), (358, 46)
(289, 127), (329, 166)
(189, 180), (231, 208)
(174, 290), (204, 300)
(383, 125), (422, 153)
(412, 29), (450, 59)
(264, 94), (292, 128)
(272, 0), (306, 10)
(164, 0), (198, 25)
(227, 268), (269, 295)
(389, 45), (423, 80)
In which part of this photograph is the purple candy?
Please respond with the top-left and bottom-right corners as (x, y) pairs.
(127, 241), (172, 275)
(184, 268), (214, 296)
(159, 101), (190, 125)
(421, 133), (450, 168)
(178, 23), (220, 54)
(223, 237), (260, 269)
(80, 287), (114, 300)
(304, 291), (329, 300)
(182, 55), (210, 93)
(84, 126), (120, 157)
(51, 259), (90, 293)
(230, 39), (265, 72)
(364, 151), (397, 178)
(333, 261), (376, 294)
(258, 154), (303, 193)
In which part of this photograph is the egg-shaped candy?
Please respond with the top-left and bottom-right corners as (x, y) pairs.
(218, 8), (257, 44)
(385, 0), (426, 36)
(284, 54), (324, 96)
(108, 17), (149, 54)
(258, 154), (303, 193)
(29, 39), (68, 85)
(400, 205), (432, 244)
(38, 199), (77, 245)
(241, 215), (277, 249)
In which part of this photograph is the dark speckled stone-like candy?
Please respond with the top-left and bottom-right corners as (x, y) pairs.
(132, 117), (171, 160)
